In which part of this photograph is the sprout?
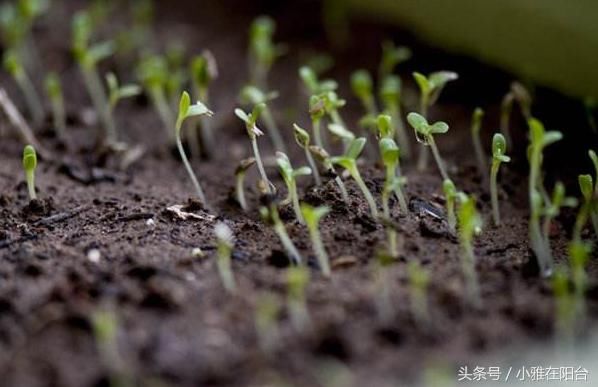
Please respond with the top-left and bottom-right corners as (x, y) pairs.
(457, 193), (482, 308)
(373, 250), (395, 324)
(137, 55), (175, 140)
(276, 152), (312, 223)
(351, 69), (377, 116)
(299, 66), (337, 95)
(551, 268), (575, 342)
(378, 41), (411, 81)
(44, 72), (66, 140)
(214, 222), (236, 293)
(490, 133), (511, 226)
(527, 118), (562, 276)
(412, 71), (458, 171)
(72, 11), (115, 142)
(308, 95), (327, 149)
(254, 293), (280, 353)
(308, 145), (349, 203)
(286, 266), (310, 332)
(22, 144), (37, 200)
(407, 260), (430, 325)
(294, 124), (322, 186)
(190, 51), (218, 157)
(240, 85), (286, 152)
(235, 103), (273, 193)
(235, 157), (256, 211)
(175, 91), (213, 205)
(332, 138), (379, 217)
(568, 240), (591, 322)
(259, 189), (303, 265)
(575, 174), (596, 241)
(500, 82), (533, 146)
(105, 72), (141, 143)
(300, 203), (331, 277)
(91, 309), (131, 385)
(321, 91), (347, 130)
(543, 182), (577, 251)
(3, 50), (43, 125)
(406, 112), (450, 181)
(248, 15), (284, 88)
(442, 179), (457, 233)
(511, 82), (532, 119)
(470, 107), (486, 179)
(379, 137), (408, 230)
(379, 75), (410, 159)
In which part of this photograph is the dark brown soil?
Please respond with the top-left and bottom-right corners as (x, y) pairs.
(1, 1), (597, 387)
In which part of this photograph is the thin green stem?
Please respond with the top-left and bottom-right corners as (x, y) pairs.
(308, 226), (330, 277)
(428, 136), (449, 181)
(335, 176), (349, 203)
(290, 181), (303, 223)
(150, 87), (175, 141)
(271, 205), (303, 264)
(236, 173), (248, 211)
(81, 66), (115, 143)
(305, 149), (322, 186)
(351, 167), (378, 217)
(251, 138), (271, 192)
(50, 95), (67, 140)
(26, 170), (36, 200)
(262, 106), (287, 153)
(490, 161), (500, 226)
(16, 72), (44, 126)
(312, 118), (324, 149)
(176, 134), (208, 205)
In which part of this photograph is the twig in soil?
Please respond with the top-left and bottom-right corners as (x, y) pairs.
(0, 234), (37, 249)
(32, 204), (90, 226)
(0, 88), (51, 159)
(165, 204), (215, 222)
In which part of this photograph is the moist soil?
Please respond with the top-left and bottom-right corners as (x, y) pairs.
(1, 1), (598, 387)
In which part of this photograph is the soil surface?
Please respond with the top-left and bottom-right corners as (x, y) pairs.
(1, 1), (597, 387)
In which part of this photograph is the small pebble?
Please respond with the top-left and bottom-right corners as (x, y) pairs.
(146, 218), (156, 227)
(192, 248), (205, 258)
(87, 249), (101, 263)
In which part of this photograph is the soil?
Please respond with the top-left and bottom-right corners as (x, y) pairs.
(1, 1), (597, 387)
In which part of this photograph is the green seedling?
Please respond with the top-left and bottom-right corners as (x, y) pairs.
(308, 145), (349, 203)
(72, 11), (115, 142)
(470, 108), (486, 178)
(286, 266), (310, 332)
(408, 260), (430, 325)
(412, 71), (458, 171)
(22, 144), (37, 200)
(276, 152), (312, 223)
(248, 15), (285, 88)
(378, 40), (411, 81)
(527, 118), (562, 276)
(235, 103), (273, 193)
(332, 138), (379, 217)
(457, 193), (482, 308)
(407, 112), (450, 181)
(190, 51), (218, 157)
(105, 72), (141, 143)
(511, 82), (532, 119)
(351, 69), (377, 116)
(373, 250), (395, 324)
(299, 66), (337, 95)
(254, 293), (280, 353)
(294, 124), (322, 185)
(300, 203), (331, 277)
(585, 150), (598, 236)
(543, 182), (577, 251)
(44, 72), (66, 140)
(308, 95), (327, 149)
(214, 222), (236, 293)
(490, 133), (511, 226)
(380, 75), (410, 159)
(235, 157), (256, 211)
(240, 85), (286, 152)
(569, 241), (591, 319)
(137, 55), (175, 140)
(576, 174), (597, 241)
(442, 179), (458, 233)
(551, 267), (577, 343)
(321, 91), (347, 130)
(1, 0), (47, 71)
(175, 91), (213, 205)
(3, 50), (43, 125)
(91, 309), (133, 387)
(500, 82), (533, 146)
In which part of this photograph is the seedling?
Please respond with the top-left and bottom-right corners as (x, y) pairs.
(308, 95), (327, 149)
(235, 157), (256, 211)
(22, 144), (37, 200)
(137, 55), (174, 140)
(91, 309), (132, 387)
(240, 85), (286, 152)
(248, 15), (285, 88)
(373, 250), (395, 324)
(235, 103), (273, 193)
(378, 40), (411, 81)
(190, 51), (218, 157)
(308, 145), (349, 203)
(412, 71), (458, 171)
(576, 174), (597, 241)
(276, 152), (312, 223)
(214, 222), (236, 293)
(407, 112), (450, 181)
(569, 240), (591, 324)
(490, 133), (511, 226)
(44, 72), (66, 140)
(500, 82), (533, 146)
(175, 91), (213, 205)
(72, 11), (115, 141)
(543, 182), (577, 250)
(300, 203), (331, 277)
(286, 266), (310, 332)
(321, 91), (347, 130)
(527, 118), (562, 276)
(105, 72), (141, 143)
(0, 0), (47, 70)
(470, 108), (486, 178)
(351, 69), (377, 116)
(551, 268), (575, 343)
(3, 50), (43, 125)
(442, 179), (457, 233)
(457, 193), (482, 308)
(299, 66), (337, 95)
(294, 124), (322, 185)
(259, 186), (303, 265)
(408, 260), (430, 325)
(379, 75), (410, 158)
(331, 138), (379, 217)
(254, 293), (280, 353)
